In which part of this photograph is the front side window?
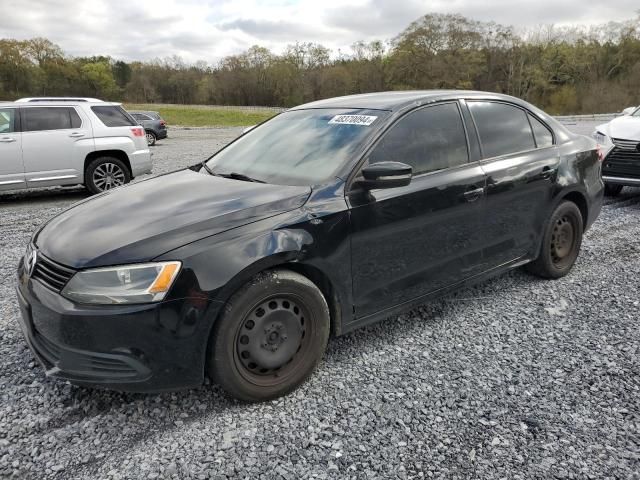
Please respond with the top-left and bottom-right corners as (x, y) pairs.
(468, 102), (535, 158)
(205, 108), (388, 186)
(369, 103), (469, 175)
(0, 108), (16, 133)
(23, 107), (79, 132)
(91, 106), (137, 127)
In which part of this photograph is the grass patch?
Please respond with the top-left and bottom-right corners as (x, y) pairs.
(123, 104), (277, 127)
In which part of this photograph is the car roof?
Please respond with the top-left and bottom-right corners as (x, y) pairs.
(129, 111), (160, 116)
(3, 100), (122, 107)
(15, 97), (105, 103)
(290, 90), (537, 112)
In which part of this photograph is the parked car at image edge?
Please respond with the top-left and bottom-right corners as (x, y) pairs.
(593, 106), (640, 196)
(16, 90), (603, 401)
(0, 98), (151, 193)
(129, 110), (168, 146)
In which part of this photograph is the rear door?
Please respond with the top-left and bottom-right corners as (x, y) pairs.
(465, 100), (559, 265)
(0, 107), (26, 190)
(348, 102), (489, 318)
(21, 106), (94, 187)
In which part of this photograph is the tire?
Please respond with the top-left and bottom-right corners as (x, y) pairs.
(208, 269), (330, 402)
(84, 157), (131, 194)
(525, 201), (583, 279)
(146, 131), (156, 146)
(604, 183), (623, 197)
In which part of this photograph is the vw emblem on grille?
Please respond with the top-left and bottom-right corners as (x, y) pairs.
(25, 249), (37, 277)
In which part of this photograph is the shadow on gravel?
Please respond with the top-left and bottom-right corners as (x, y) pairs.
(0, 186), (89, 206)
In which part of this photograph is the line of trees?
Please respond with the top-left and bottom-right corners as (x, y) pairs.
(1, 13), (639, 114)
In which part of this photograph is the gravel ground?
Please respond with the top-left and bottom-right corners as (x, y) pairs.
(1, 125), (639, 479)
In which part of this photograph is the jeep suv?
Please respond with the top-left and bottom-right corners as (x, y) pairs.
(0, 98), (152, 194)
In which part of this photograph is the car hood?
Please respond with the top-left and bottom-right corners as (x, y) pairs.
(34, 169), (311, 269)
(597, 116), (640, 140)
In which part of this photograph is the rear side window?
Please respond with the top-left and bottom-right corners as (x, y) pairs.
(23, 107), (81, 132)
(468, 102), (535, 158)
(528, 114), (554, 148)
(91, 106), (137, 127)
(369, 102), (469, 176)
(0, 108), (17, 133)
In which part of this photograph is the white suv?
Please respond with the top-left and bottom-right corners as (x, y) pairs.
(0, 98), (152, 194)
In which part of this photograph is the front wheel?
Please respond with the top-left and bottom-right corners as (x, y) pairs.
(604, 183), (623, 197)
(85, 157), (131, 194)
(208, 270), (330, 402)
(525, 201), (583, 279)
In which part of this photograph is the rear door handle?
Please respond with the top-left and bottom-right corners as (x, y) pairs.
(69, 132), (85, 138)
(0, 137), (16, 143)
(463, 187), (485, 202)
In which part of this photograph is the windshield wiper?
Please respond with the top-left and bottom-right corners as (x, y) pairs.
(217, 172), (266, 183)
(200, 161), (216, 176)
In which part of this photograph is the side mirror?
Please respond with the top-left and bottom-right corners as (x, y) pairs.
(358, 161), (412, 189)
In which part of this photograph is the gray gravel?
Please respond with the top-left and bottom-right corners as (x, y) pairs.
(1, 125), (639, 479)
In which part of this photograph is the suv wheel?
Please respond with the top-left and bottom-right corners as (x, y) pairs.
(604, 183), (623, 197)
(525, 201), (583, 279)
(208, 270), (330, 402)
(146, 131), (156, 146)
(85, 157), (131, 194)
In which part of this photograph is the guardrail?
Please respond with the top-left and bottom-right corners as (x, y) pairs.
(555, 113), (620, 123)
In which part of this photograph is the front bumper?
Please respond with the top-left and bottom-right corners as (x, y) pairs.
(16, 259), (221, 392)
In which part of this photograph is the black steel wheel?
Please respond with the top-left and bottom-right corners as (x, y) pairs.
(208, 270), (330, 401)
(604, 183), (623, 197)
(525, 200), (583, 279)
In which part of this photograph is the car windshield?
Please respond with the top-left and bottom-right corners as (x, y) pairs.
(204, 108), (388, 186)
(632, 108), (640, 117)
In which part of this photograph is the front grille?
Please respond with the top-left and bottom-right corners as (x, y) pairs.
(603, 139), (640, 179)
(612, 138), (640, 150)
(32, 254), (75, 292)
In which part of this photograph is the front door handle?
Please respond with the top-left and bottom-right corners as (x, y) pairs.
(69, 132), (85, 138)
(541, 166), (557, 179)
(0, 137), (16, 143)
(463, 186), (485, 202)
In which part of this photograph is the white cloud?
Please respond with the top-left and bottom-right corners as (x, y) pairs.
(0, 0), (636, 63)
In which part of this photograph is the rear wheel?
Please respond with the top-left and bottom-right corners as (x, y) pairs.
(208, 270), (330, 402)
(146, 131), (156, 146)
(604, 183), (623, 197)
(85, 157), (131, 194)
(525, 201), (583, 279)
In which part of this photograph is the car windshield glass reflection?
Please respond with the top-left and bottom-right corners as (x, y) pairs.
(205, 109), (388, 186)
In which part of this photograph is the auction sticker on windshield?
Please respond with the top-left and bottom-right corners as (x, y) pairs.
(328, 115), (378, 126)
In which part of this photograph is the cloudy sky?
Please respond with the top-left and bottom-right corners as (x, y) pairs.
(0, 0), (637, 63)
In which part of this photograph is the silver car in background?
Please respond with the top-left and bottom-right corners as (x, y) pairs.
(0, 98), (152, 194)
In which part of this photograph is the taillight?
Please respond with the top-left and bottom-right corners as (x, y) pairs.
(596, 144), (605, 162)
(160, 120), (166, 126)
(131, 127), (145, 137)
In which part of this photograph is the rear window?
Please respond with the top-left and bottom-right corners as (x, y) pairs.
(91, 106), (137, 127)
(23, 107), (82, 132)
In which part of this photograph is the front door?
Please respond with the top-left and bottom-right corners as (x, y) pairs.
(348, 102), (488, 319)
(0, 107), (25, 191)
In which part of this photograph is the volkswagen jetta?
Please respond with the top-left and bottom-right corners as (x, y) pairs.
(16, 91), (603, 401)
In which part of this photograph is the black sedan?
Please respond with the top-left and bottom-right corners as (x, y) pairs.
(16, 91), (604, 401)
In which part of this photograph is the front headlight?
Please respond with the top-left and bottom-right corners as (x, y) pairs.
(61, 261), (181, 305)
(592, 130), (608, 144)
